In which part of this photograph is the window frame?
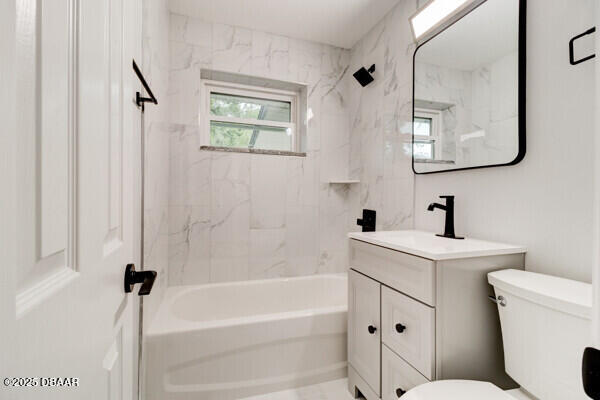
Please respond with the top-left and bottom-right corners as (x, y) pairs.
(413, 107), (443, 160)
(200, 80), (299, 152)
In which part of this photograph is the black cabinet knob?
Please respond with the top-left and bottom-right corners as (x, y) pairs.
(396, 323), (406, 333)
(368, 325), (377, 334)
(396, 388), (407, 397)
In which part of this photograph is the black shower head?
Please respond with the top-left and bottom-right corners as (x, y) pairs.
(353, 64), (376, 87)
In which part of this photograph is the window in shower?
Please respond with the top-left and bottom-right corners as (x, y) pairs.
(202, 81), (298, 152)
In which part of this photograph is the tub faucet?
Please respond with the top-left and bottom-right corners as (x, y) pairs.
(427, 195), (464, 240)
(356, 209), (376, 232)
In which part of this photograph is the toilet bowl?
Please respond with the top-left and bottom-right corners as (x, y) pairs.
(400, 380), (532, 400)
(401, 269), (592, 400)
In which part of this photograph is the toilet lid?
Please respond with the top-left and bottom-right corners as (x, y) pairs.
(401, 380), (514, 400)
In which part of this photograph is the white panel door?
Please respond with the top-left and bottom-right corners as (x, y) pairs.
(593, 2), (600, 393)
(1, 0), (142, 399)
(348, 269), (381, 396)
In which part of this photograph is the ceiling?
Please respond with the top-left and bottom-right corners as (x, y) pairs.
(416, 0), (519, 71)
(168, 0), (402, 49)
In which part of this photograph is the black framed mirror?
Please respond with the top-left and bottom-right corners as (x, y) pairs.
(412, 0), (526, 174)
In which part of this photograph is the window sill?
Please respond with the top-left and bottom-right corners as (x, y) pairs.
(414, 159), (455, 164)
(200, 145), (306, 157)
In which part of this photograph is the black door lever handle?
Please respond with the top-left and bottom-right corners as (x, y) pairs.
(124, 264), (157, 296)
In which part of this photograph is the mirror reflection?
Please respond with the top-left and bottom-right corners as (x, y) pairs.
(413, 0), (523, 173)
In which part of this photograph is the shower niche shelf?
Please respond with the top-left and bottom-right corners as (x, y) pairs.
(328, 180), (360, 184)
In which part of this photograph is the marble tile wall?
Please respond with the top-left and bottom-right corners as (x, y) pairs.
(167, 14), (355, 285)
(414, 50), (519, 168)
(347, 1), (419, 232)
(471, 51), (519, 165)
(142, 0), (170, 323)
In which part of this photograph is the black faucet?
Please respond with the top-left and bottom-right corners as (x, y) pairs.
(427, 196), (464, 240)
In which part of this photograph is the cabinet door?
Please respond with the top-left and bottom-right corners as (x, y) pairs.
(348, 269), (381, 396)
(382, 286), (435, 379)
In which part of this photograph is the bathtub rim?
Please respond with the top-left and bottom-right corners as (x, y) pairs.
(146, 273), (348, 337)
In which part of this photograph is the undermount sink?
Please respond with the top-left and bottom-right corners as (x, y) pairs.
(348, 230), (526, 260)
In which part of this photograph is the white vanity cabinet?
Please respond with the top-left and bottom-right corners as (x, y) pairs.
(347, 231), (526, 399)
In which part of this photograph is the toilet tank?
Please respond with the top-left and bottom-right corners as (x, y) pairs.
(488, 270), (592, 400)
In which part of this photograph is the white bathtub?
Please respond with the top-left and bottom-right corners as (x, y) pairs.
(145, 274), (348, 400)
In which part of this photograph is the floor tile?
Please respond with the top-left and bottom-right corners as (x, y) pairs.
(240, 378), (355, 400)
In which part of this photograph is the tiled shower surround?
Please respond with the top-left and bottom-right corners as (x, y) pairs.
(163, 1), (419, 286)
(167, 15), (356, 284)
(348, 1), (417, 232)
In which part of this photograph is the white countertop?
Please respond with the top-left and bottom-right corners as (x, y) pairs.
(348, 230), (526, 260)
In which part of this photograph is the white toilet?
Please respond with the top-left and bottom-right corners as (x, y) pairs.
(401, 269), (592, 400)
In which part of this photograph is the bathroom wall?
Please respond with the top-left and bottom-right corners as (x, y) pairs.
(142, 0), (170, 322)
(351, 0), (595, 283)
(167, 14), (354, 285)
(413, 0), (595, 282)
(347, 1), (418, 232)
